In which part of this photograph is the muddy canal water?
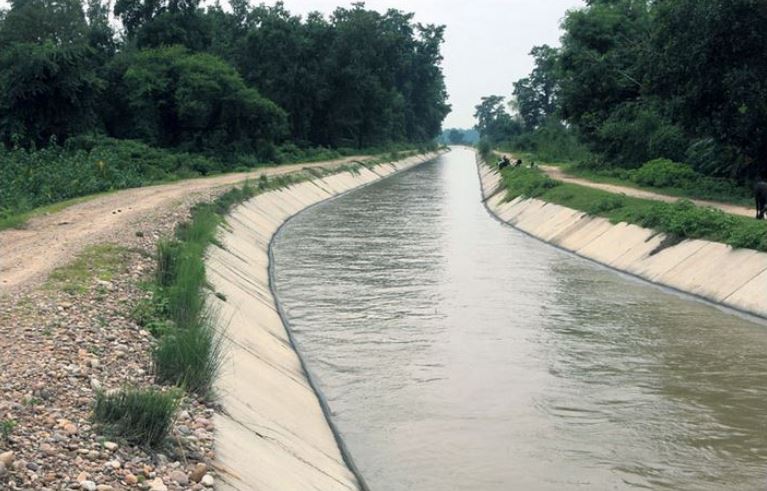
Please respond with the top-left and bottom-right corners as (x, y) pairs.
(272, 147), (767, 490)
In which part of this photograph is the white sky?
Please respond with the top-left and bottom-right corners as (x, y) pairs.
(282, 0), (584, 129)
(0, 0), (584, 129)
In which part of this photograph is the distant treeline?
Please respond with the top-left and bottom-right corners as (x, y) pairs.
(475, 0), (767, 179)
(0, 0), (450, 155)
(438, 128), (479, 145)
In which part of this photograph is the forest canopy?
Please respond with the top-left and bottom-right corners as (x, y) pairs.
(0, 0), (450, 153)
(475, 0), (767, 180)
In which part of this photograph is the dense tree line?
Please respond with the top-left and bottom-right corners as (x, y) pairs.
(0, 0), (450, 155)
(476, 0), (767, 179)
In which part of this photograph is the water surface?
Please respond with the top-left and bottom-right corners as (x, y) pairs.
(272, 147), (767, 490)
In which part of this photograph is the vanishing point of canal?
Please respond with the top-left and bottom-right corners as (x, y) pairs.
(272, 147), (767, 490)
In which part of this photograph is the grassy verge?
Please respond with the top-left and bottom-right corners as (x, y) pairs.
(496, 148), (753, 207)
(485, 155), (767, 252)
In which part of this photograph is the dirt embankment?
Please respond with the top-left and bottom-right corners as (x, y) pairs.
(0, 157), (370, 296)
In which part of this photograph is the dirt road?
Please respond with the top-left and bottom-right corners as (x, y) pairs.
(497, 152), (754, 218)
(0, 156), (371, 295)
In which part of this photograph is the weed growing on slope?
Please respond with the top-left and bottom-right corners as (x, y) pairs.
(92, 388), (180, 448)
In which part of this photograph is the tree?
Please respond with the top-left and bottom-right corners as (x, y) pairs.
(447, 129), (465, 145)
(513, 45), (559, 130)
(0, 42), (102, 146)
(473, 95), (522, 143)
(104, 46), (287, 152)
(649, 0), (767, 177)
(558, 0), (651, 148)
(0, 0), (88, 47)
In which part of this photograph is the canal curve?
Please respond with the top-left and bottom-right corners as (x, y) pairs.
(271, 147), (767, 490)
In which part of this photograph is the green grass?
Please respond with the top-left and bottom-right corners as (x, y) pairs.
(47, 244), (129, 294)
(498, 148), (754, 208)
(490, 160), (767, 252)
(1, 418), (17, 443)
(92, 388), (180, 448)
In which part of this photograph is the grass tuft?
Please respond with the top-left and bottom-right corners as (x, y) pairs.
(92, 388), (180, 448)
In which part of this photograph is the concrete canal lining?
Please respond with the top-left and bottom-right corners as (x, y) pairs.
(206, 151), (444, 490)
(477, 155), (767, 320)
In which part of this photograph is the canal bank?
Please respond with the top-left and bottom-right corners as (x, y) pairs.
(205, 150), (444, 490)
(477, 153), (767, 320)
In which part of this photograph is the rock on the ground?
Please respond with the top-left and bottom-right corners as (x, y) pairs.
(201, 474), (214, 487)
(190, 463), (207, 483)
(0, 451), (14, 466)
(148, 477), (168, 491)
(170, 469), (189, 486)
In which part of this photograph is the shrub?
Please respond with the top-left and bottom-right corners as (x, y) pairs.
(587, 195), (626, 214)
(501, 167), (560, 200)
(92, 388), (179, 447)
(631, 159), (698, 188)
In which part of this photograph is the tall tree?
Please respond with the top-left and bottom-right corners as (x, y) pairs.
(513, 45), (559, 130)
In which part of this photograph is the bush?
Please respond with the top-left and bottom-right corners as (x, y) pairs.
(501, 167), (560, 200)
(628, 199), (736, 242)
(587, 195), (626, 214)
(92, 388), (180, 447)
(631, 159), (698, 188)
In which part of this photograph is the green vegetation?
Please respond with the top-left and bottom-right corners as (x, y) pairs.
(48, 244), (129, 294)
(92, 388), (180, 448)
(490, 160), (767, 252)
(475, 0), (767, 190)
(1, 418), (16, 443)
(0, 0), (449, 228)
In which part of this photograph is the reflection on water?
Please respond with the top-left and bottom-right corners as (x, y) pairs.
(272, 147), (767, 490)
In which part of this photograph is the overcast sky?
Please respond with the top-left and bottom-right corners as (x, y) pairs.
(283, 0), (584, 129)
(0, 0), (584, 129)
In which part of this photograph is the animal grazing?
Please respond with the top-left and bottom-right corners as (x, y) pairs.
(755, 180), (767, 219)
(498, 156), (511, 169)
(514, 159), (523, 168)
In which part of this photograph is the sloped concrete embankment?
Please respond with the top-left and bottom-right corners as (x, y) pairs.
(477, 158), (767, 320)
(206, 152), (443, 490)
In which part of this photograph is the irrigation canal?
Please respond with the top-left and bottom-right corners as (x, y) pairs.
(272, 147), (767, 490)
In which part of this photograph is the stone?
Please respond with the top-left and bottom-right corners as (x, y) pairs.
(124, 473), (138, 485)
(63, 423), (78, 435)
(96, 486), (114, 491)
(103, 441), (118, 452)
(169, 470), (188, 486)
(201, 474), (214, 487)
(90, 378), (102, 391)
(80, 480), (97, 491)
(189, 463), (207, 483)
(0, 451), (14, 466)
(40, 443), (56, 456)
(76, 471), (89, 482)
(148, 477), (168, 491)
(26, 461), (39, 471)
(0, 461), (6, 477)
